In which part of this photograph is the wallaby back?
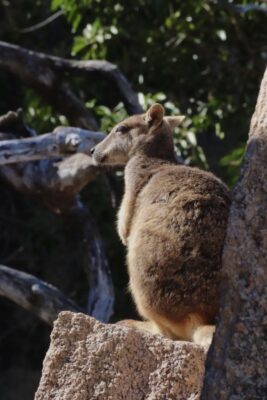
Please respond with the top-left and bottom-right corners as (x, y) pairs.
(92, 104), (230, 345)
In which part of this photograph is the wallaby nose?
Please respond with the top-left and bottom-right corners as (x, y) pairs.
(90, 147), (95, 155)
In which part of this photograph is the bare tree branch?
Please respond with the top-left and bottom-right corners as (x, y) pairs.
(62, 199), (115, 322)
(17, 11), (64, 34)
(0, 264), (82, 325)
(0, 41), (143, 131)
(0, 114), (115, 322)
(0, 126), (110, 201)
(0, 189), (115, 321)
(0, 42), (98, 130)
(0, 173), (114, 322)
(0, 154), (102, 202)
(0, 127), (105, 165)
(0, 44), (139, 317)
(217, 0), (267, 14)
(52, 59), (143, 115)
(2, 2), (64, 34)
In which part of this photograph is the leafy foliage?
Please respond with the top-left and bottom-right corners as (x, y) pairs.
(219, 144), (246, 186)
(87, 94), (207, 167)
(24, 90), (68, 132)
(2, 0), (266, 181)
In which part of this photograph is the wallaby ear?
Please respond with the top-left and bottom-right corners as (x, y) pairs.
(164, 116), (186, 130)
(145, 103), (165, 127)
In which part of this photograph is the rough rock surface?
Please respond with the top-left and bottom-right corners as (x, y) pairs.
(201, 68), (267, 398)
(35, 311), (206, 400)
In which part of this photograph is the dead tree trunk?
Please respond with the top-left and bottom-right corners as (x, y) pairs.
(0, 111), (115, 323)
(0, 41), (143, 130)
(0, 42), (143, 324)
(201, 69), (267, 398)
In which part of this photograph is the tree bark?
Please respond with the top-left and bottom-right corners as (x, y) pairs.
(0, 126), (109, 202)
(0, 127), (104, 165)
(0, 41), (142, 324)
(201, 69), (267, 398)
(61, 200), (114, 321)
(0, 113), (115, 323)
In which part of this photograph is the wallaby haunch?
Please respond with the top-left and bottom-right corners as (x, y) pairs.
(91, 104), (230, 346)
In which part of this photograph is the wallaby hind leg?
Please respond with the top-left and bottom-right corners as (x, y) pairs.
(152, 312), (215, 346)
(116, 319), (171, 337)
(116, 314), (215, 346)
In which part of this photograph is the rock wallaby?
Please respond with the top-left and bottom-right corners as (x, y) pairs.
(91, 104), (230, 346)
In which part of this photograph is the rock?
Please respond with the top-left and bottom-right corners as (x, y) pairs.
(201, 67), (267, 399)
(35, 311), (206, 400)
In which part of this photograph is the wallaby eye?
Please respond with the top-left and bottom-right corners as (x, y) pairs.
(116, 125), (129, 134)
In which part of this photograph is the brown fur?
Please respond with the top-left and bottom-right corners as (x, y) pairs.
(92, 104), (230, 346)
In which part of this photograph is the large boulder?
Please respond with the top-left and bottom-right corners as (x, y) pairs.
(35, 311), (206, 400)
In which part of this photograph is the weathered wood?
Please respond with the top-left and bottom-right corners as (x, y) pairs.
(0, 195), (115, 322)
(62, 200), (114, 322)
(0, 264), (82, 325)
(54, 59), (143, 115)
(0, 42), (98, 130)
(0, 127), (104, 165)
(0, 117), (115, 322)
(0, 46), (138, 325)
(201, 68), (267, 399)
(0, 154), (103, 203)
(0, 41), (143, 129)
(0, 127), (108, 200)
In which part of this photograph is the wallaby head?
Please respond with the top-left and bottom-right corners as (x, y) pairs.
(91, 104), (185, 165)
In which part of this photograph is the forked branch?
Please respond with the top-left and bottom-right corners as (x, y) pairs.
(0, 41), (143, 130)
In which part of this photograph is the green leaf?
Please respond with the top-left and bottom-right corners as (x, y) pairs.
(72, 13), (82, 32)
(51, 0), (63, 11)
(72, 36), (88, 55)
